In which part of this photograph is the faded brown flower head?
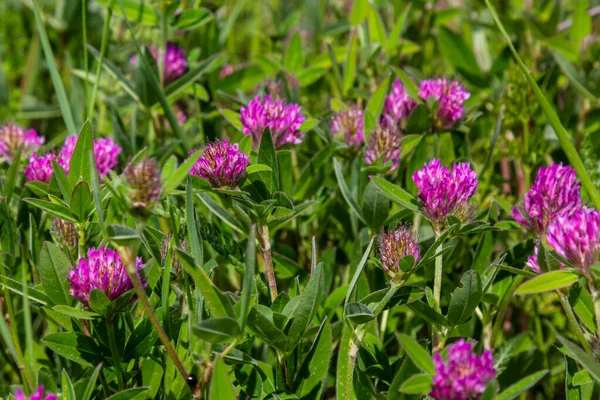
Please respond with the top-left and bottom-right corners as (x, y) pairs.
(124, 157), (162, 216)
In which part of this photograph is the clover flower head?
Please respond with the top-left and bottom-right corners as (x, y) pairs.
(430, 339), (496, 400)
(331, 106), (365, 149)
(547, 207), (600, 271)
(53, 218), (78, 250)
(512, 163), (581, 236)
(412, 159), (478, 228)
(190, 139), (249, 189)
(61, 135), (121, 176)
(68, 246), (146, 307)
(240, 95), (305, 149)
(0, 124), (44, 162)
(25, 152), (63, 183)
(381, 79), (417, 128)
(15, 386), (57, 400)
(378, 225), (420, 275)
(418, 78), (470, 127)
(123, 157), (162, 212)
(363, 125), (402, 172)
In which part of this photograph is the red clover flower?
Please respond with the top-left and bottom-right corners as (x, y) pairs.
(240, 95), (305, 149)
(331, 106), (365, 149)
(15, 386), (57, 400)
(381, 79), (417, 129)
(363, 125), (402, 172)
(68, 246), (146, 308)
(413, 159), (478, 229)
(0, 124), (44, 162)
(418, 78), (470, 127)
(431, 339), (496, 400)
(378, 225), (420, 275)
(123, 157), (162, 214)
(190, 139), (249, 189)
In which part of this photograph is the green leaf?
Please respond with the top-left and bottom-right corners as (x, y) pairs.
(387, 4), (411, 56)
(172, 8), (214, 30)
(106, 388), (149, 400)
(361, 180), (390, 230)
(81, 364), (103, 400)
(407, 300), (447, 326)
(571, 0), (591, 51)
(333, 158), (366, 223)
(361, 285), (424, 310)
(515, 270), (579, 295)
(210, 357), (236, 400)
(186, 178), (204, 267)
(495, 370), (549, 400)
(365, 76), (391, 134)
(399, 373), (433, 394)
(397, 334), (435, 375)
(39, 242), (73, 306)
(43, 332), (104, 367)
(570, 285), (597, 334)
(165, 53), (224, 100)
(3, 145), (21, 204)
(24, 198), (77, 222)
(350, 0), (368, 26)
(558, 335), (600, 384)
(371, 176), (419, 211)
(343, 32), (358, 95)
(258, 128), (280, 194)
(239, 226), (256, 331)
(406, 104), (431, 133)
(107, 224), (140, 246)
(284, 32), (303, 72)
(177, 249), (236, 318)
(52, 305), (100, 320)
(485, 0), (600, 210)
(162, 150), (202, 194)
(336, 326), (354, 400)
(295, 319), (331, 398)
(393, 67), (420, 99)
(193, 317), (241, 344)
(447, 270), (483, 326)
(67, 121), (94, 191)
(246, 307), (288, 351)
(344, 237), (375, 306)
(97, 0), (157, 25)
(32, 0), (76, 133)
(368, 6), (386, 46)
(88, 289), (112, 316)
(62, 371), (76, 400)
(220, 109), (243, 131)
(197, 193), (245, 234)
(287, 263), (324, 353)
(344, 302), (375, 325)
(439, 27), (480, 77)
(123, 315), (159, 360)
(69, 181), (93, 223)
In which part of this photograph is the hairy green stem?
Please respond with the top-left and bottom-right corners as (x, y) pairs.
(433, 238), (443, 305)
(258, 223), (278, 303)
(106, 317), (125, 390)
(558, 291), (592, 355)
(116, 247), (190, 382)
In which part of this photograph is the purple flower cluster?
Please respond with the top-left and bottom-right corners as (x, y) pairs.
(513, 164), (581, 236)
(331, 107), (365, 149)
(378, 225), (420, 275)
(15, 386), (57, 400)
(25, 152), (63, 183)
(419, 78), (470, 127)
(131, 41), (187, 84)
(547, 207), (600, 271)
(190, 140), (249, 189)
(68, 246), (146, 307)
(363, 126), (402, 172)
(431, 339), (496, 400)
(413, 159), (478, 228)
(381, 79), (417, 128)
(0, 124), (44, 161)
(240, 95), (305, 149)
(123, 157), (162, 210)
(26, 135), (122, 183)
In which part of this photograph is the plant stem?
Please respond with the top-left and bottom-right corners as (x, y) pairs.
(588, 284), (600, 336)
(106, 317), (125, 390)
(88, 0), (114, 119)
(258, 222), (278, 302)
(116, 247), (190, 381)
(558, 291), (592, 355)
(433, 232), (443, 306)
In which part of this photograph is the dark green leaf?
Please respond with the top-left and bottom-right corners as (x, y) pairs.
(193, 317), (241, 344)
(495, 370), (549, 400)
(344, 302), (375, 325)
(39, 242), (73, 306)
(67, 122), (94, 191)
(43, 332), (104, 367)
(516, 271), (579, 295)
(399, 373), (433, 394)
(210, 357), (236, 400)
(397, 334), (435, 375)
(447, 270), (483, 326)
